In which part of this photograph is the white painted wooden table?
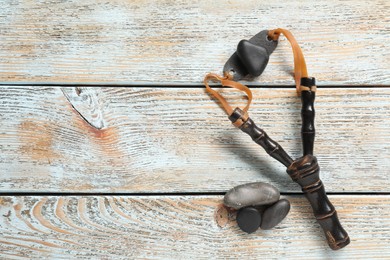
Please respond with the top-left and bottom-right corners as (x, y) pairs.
(0, 1), (389, 259)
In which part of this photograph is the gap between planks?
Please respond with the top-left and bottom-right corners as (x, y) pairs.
(1, 83), (390, 88)
(0, 192), (390, 197)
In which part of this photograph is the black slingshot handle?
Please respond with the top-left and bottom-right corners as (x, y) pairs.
(229, 104), (350, 250)
(295, 77), (350, 250)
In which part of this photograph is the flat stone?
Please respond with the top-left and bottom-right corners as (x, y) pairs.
(223, 182), (280, 209)
(260, 199), (291, 230)
(236, 207), (261, 234)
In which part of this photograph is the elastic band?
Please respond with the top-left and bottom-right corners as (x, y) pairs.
(268, 28), (309, 94)
(204, 29), (310, 117)
(204, 73), (252, 116)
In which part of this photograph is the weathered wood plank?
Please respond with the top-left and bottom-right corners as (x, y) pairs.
(0, 87), (389, 193)
(0, 195), (388, 259)
(0, 0), (389, 85)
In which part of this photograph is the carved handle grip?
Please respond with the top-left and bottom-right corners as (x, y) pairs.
(301, 89), (315, 156)
(229, 109), (293, 167)
(287, 155), (350, 250)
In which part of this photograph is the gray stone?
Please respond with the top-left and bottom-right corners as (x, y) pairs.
(236, 207), (261, 234)
(223, 182), (280, 209)
(236, 40), (269, 77)
(260, 199), (291, 230)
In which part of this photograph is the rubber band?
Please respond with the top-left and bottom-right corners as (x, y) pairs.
(268, 28), (309, 94)
(204, 73), (252, 116)
(204, 29), (311, 119)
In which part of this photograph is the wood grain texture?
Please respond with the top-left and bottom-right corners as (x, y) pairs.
(1, 87), (389, 193)
(0, 0), (389, 85)
(0, 195), (389, 259)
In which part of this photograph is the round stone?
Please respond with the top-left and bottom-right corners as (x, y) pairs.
(260, 199), (291, 230)
(223, 182), (280, 210)
(236, 207), (261, 234)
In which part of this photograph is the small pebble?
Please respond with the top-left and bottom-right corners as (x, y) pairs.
(223, 182), (280, 209)
(236, 207), (261, 234)
(236, 40), (269, 77)
(260, 199), (291, 230)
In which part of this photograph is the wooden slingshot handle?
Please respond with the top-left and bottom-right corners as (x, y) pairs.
(229, 106), (350, 250)
(287, 155), (350, 250)
(297, 80), (350, 249)
(229, 111), (293, 168)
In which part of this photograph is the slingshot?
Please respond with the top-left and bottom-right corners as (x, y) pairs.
(204, 29), (350, 250)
